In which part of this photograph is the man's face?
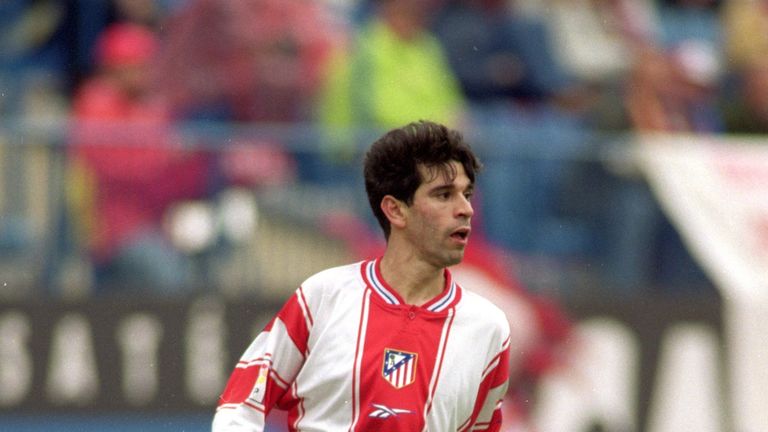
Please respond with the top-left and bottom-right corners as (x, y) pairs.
(401, 161), (474, 268)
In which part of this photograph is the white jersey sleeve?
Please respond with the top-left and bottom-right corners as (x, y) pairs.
(212, 283), (315, 431)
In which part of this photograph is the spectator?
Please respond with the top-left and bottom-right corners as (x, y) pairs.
(626, 0), (724, 133)
(71, 0), (173, 87)
(433, 0), (587, 115)
(624, 44), (695, 132)
(543, 0), (660, 130)
(159, 0), (339, 123)
(315, 0), (466, 164)
(156, 0), (338, 193)
(68, 23), (210, 295)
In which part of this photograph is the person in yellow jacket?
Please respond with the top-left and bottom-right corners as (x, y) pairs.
(316, 0), (466, 163)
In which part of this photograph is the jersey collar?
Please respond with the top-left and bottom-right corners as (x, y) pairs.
(361, 258), (462, 313)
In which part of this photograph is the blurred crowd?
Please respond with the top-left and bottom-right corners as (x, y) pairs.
(6, 0), (765, 133)
(3, 0), (755, 299)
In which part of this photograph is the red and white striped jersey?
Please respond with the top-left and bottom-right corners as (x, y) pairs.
(213, 258), (511, 431)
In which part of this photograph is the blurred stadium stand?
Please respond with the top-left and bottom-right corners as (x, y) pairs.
(0, 117), (712, 299)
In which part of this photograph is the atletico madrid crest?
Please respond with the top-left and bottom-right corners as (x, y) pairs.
(382, 348), (417, 389)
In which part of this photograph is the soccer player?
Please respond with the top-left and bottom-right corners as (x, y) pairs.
(212, 120), (511, 431)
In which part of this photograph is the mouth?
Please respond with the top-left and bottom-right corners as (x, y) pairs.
(450, 227), (471, 244)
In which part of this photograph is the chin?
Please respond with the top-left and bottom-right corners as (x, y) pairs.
(442, 252), (465, 268)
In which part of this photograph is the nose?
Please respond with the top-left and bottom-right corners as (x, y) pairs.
(456, 194), (474, 219)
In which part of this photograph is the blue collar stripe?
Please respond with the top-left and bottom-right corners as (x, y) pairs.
(369, 261), (398, 305)
(428, 282), (455, 312)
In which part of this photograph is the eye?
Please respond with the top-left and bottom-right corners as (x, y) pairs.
(463, 190), (474, 200)
(432, 190), (451, 200)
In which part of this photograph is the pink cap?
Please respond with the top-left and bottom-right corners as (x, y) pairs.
(95, 23), (158, 67)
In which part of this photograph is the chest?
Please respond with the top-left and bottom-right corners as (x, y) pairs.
(303, 296), (490, 430)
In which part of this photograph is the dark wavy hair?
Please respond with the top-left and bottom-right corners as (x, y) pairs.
(363, 120), (481, 238)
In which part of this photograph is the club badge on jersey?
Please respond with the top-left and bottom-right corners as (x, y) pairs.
(382, 348), (418, 389)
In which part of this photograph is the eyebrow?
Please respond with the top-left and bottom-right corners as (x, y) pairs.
(428, 181), (474, 195)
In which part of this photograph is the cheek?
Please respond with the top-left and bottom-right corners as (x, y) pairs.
(420, 212), (445, 237)
(408, 202), (447, 237)
(409, 211), (435, 237)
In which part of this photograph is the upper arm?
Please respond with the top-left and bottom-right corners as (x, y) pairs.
(462, 318), (512, 432)
(213, 285), (316, 430)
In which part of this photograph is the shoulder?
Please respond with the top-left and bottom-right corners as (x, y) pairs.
(300, 261), (366, 297)
(296, 261), (367, 323)
(303, 261), (363, 283)
(456, 288), (510, 335)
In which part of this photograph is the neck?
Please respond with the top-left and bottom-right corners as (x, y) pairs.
(379, 246), (445, 306)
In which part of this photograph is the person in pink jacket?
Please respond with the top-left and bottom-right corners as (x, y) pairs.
(69, 23), (209, 294)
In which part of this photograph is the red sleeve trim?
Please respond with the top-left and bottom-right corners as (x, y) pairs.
(459, 345), (510, 432)
(277, 289), (312, 356)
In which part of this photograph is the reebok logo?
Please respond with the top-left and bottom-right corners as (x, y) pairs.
(368, 403), (412, 419)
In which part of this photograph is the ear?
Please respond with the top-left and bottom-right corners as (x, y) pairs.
(380, 195), (407, 230)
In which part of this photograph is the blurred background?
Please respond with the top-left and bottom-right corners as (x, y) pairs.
(1, 0), (767, 430)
